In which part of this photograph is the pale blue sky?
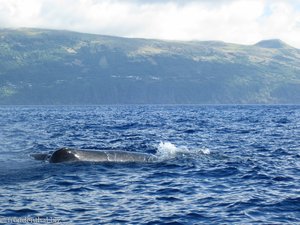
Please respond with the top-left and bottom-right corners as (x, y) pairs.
(0, 0), (300, 48)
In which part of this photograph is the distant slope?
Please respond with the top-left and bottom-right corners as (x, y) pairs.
(0, 28), (300, 104)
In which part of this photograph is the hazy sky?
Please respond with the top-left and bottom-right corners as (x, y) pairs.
(0, 0), (300, 47)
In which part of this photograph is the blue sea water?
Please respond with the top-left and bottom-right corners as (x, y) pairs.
(0, 105), (299, 224)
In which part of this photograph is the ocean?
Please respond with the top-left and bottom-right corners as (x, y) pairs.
(0, 105), (299, 224)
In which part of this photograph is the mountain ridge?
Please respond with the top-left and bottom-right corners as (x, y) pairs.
(254, 39), (294, 49)
(0, 28), (300, 104)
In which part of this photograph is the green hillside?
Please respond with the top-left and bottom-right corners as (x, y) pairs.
(0, 28), (300, 104)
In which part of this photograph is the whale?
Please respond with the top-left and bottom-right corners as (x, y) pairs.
(31, 147), (158, 163)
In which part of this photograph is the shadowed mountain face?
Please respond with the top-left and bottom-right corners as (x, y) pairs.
(0, 28), (300, 104)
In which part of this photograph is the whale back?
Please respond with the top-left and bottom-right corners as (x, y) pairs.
(76, 150), (156, 162)
(49, 148), (79, 163)
(33, 148), (157, 163)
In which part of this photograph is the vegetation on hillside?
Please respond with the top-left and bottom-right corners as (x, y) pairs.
(0, 28), (300, 104)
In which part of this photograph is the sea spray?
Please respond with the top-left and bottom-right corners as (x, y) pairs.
(155, 141), (210, 160)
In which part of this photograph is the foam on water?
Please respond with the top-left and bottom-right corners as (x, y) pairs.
(155, 141), (210, 160)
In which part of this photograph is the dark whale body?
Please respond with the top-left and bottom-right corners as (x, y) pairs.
(32, 148), (157, 163)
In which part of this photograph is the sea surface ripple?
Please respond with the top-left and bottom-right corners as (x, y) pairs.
(0, 105), (299, 224)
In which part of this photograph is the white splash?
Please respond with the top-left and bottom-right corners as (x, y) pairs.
(155, 141), (210, 160)
(200, 148), (211, 155)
